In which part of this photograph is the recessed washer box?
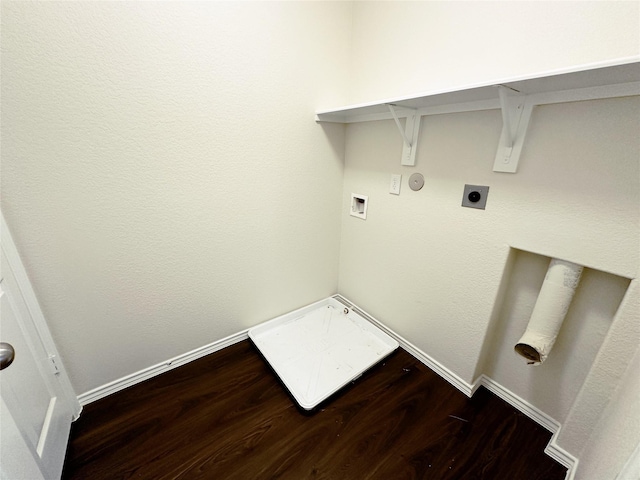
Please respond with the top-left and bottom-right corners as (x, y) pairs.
(249, 297), (398, 410)
(462, 184), (489, 209)
(350, 193), (368, 220)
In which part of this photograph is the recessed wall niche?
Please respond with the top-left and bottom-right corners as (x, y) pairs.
(476, 248), (631, 423)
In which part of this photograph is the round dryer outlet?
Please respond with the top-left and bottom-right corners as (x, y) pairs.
(409, 173), (424, 191)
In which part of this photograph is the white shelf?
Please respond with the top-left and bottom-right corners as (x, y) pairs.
(316, 58), (640, 123)
(315, 58), (640, 172)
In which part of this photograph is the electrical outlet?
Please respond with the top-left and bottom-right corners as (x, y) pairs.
(390, 175), (401, 195)
(462, 184), (489, 209)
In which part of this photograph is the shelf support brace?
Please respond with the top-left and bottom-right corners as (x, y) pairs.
(493, 86), (533, 173)
(387, 104), (421, 166)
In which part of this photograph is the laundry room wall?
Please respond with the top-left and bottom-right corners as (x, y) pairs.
(3, 3), (640, 474)
(1, 1), (351, 395)
(338, 0), (640, 474)
(347, 1), (639, 103)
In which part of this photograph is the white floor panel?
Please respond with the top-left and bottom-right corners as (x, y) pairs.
(249, 297), (398, 410)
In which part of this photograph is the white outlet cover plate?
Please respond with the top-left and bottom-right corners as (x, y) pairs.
(390, 174), (401, 195)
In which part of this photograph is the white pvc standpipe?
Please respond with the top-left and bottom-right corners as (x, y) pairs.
(514, 258), (583, 365)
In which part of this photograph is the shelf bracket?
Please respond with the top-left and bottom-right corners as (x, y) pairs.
(493, 85), (533, 173)
(387, 104), (421, 166)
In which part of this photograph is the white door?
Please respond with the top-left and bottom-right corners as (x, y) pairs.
(0, 215), (81, 480)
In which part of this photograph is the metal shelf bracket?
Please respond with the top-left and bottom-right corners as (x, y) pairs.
(493, 85), (533, 173)
(387, 104), (422, 166)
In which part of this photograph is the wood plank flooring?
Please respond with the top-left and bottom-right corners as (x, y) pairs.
(63, 341), (567, 479)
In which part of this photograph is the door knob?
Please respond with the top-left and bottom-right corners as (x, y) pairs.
(0, 342), (15, 370)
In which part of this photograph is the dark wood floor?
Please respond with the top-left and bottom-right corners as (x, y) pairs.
(63, 341), (567, 480)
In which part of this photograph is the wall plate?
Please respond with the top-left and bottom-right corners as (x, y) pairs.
(389, 174), (401, 195)
(409, 173), (424, 191)
(350, 193), (368, 220)
(462, 184), (489, 209)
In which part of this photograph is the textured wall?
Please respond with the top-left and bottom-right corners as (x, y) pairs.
(2, 2), (639, 477)
(338, 96), (639, 472)
(1, 1), (351, 395)
(340, 2), (640, 474)
(339, 96), (639, 379)
(479, 250), (630, 424)
(347, 1), (639, 104)
(576, 342), (640, 479)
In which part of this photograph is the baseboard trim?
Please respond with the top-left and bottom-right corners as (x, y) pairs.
(77, 330), (249, 406)
(333, 295), (578, 480)
(332, 294), (475, 396)
(77, 295), (578, 479)
(478, 375), (558, 431)
(477, 375), (578, 479)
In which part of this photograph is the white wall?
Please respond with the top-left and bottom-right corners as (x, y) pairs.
(339, 97), (638, 380)
(340, 1), (640, 476)
(2, 2), (639, 478)
(577, 343), (640, 479)
(479, 250), (630, 424)
(348, 1), (639, 104)
(338, 94), (639, 480)
(1, 1), (351, 395)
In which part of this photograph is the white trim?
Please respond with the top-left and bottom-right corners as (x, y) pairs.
(77, 330), (248, 405)
(332, 295), (475, 396)
(315, 58), (640, 122)
(477, 375), (557, 431)
(618, 440), (640, 480)
(316, 63), (639, 171)
(477, 376), (578, 479)
(1, 213), (82, 420)
(531, 81), (640, 107)
(78, 296), (336, 404)
(77, 294), (579, 479)
(316, 79), (640, 125)
(333, 294), (577, 479)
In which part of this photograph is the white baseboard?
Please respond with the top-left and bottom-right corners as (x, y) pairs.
(77, 295), (578, 479)
(77, 330), (249, 405)
(332, 295), (476, 396)
(333, 294), (578, 480)
(477, 375), (578, 479)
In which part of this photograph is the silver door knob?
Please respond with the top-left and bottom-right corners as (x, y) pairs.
(0, 342), (15, 370)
